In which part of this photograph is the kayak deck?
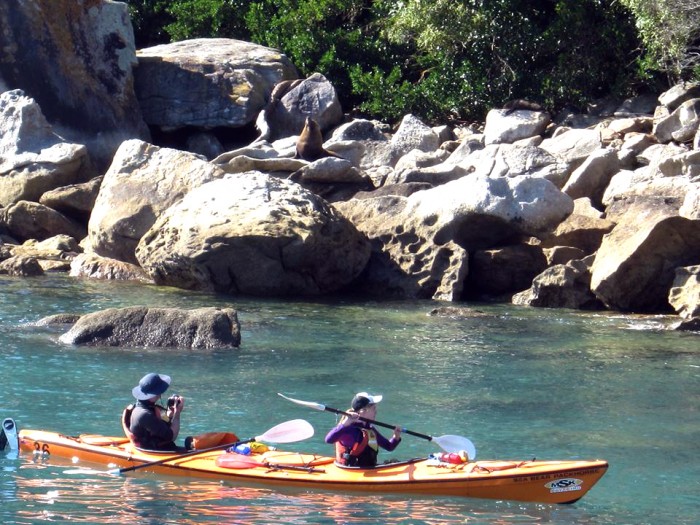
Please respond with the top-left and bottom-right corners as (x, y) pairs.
(18, 429), (608, 504)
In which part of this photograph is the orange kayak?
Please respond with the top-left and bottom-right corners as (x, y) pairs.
(18, 428), (608, 504)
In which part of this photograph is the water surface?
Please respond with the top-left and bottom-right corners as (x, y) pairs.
(1, 275), (698, 524)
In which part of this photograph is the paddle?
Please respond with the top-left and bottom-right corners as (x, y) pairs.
(108, 418), (314, 475)
(278, 393), (477, 459)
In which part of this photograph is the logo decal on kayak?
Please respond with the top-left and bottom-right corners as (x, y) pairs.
(545, 478), (583, 493)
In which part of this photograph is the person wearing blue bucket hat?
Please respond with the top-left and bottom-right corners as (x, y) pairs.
(127, 373), (185, 451)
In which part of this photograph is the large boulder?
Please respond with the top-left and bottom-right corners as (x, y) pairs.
(39, 176), (103, 223)
(0, 0), (150, 171)
(483, 109), (551, 145)
(413, 174), (574, 247)
(59, 307), (241, 348)
(135, 172), (370, 296)
(334, 174), (572, 300)
(335, 193), (470, 300)
(513, 256), (603, 310)
(1, 201), (86, 242)
(135, 38), (298, 131)
(70, 252), (153, 283)
(0, 90), (93, 207)
(590, 198), (700, 312)
(653, 98), (700, 144)
(86, 140), (226, 264)
(257, 73), (343, 140)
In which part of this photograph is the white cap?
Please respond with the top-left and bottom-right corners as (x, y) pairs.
(352, 392), (383, 410)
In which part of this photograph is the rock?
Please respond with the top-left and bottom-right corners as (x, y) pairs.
(601, 170), (692, 213)
(680, 184), (700, 220)
(590, 198), (700, 312)
(668, 265), (700, 319)
(540, 199), (615, 254)
(613, 94), (658, 116)
(326, 119), (393, 169)
(59, 306), (241, 348)
(7, 235), (80, 272)
(483, 108), (550, 145)
(658, 82), (700, 112)
(0, 0), (150, 171)
(136, 172), (370, 296)
(656, 150), (700, 179)
(334, 174), (571, 300)
(393, 149), (451, 176)
(333, 194), (469, 300)
(33, 313), (82, 327)
(673, 317), (700, 332)
(259, 73), (343, 140)
(0, 255), (44, 276)
(135, 38), (298, 131)
(70, 252), (153, 283)
(411, 174), (574, 246)
(0, 90), (94, 207)
(653, 98), (700, 144)
(39, 176), (103, 223)
(86, 140), (226, 264)
(389, 114), (440, 160)
(1, 201), (86, 242)
(427, 306), (493, 318)
(513, 256), (603, 310)
(544, 245), (587, 266)
(465, 243), (548, 299)
(185, 132), (225, 160)
(540, 128), (603, 173)
(562, 148), (620, 204)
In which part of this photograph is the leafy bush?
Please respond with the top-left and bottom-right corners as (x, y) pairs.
(125, 0), (664, 124)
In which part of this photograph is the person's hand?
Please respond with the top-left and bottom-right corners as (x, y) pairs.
(392, 426), (402, 440)
(342, 411), (360, 427)
(168, 395), (185, 417)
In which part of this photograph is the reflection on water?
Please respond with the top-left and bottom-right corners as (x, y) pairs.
(5, 457), (604, 525)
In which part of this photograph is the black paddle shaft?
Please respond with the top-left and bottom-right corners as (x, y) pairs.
(323, 406), (434, 441)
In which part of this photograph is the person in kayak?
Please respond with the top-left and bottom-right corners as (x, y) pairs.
(128, 372), (185, 451)
(325, 392), (402, 467)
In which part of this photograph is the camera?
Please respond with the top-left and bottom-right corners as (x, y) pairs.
(167, 395), (181, 408)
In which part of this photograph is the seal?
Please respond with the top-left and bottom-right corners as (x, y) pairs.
(253, 79), (304, 143)
(295, 117), (339, 161)
(503, 99), (546, 115)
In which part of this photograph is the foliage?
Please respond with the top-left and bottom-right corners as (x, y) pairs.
(618, 0), (700, 83)
(165, 0), (251, 42)
(125, 0), (656, 123)
(125, 0), (173, 47)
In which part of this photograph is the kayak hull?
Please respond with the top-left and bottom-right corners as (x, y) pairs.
(18, 429), (608, 504)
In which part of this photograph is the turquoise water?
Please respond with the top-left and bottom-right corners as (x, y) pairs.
(1, 275), (698, 524)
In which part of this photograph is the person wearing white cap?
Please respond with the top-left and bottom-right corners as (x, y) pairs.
(128, 373), (185, 451)
(325, 391), (402, 467)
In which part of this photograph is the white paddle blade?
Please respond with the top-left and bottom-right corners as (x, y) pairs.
(433, 434), (477, 459)
(256, 419), (314, 444)
(277, 393), (326, 411)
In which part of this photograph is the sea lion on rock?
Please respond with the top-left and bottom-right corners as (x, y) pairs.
(503, 99), (546, 115)
(295, 117), (340, 161)
(253, 79), (304, 143)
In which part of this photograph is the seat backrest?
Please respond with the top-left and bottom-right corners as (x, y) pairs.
(121, 404), (139, 446)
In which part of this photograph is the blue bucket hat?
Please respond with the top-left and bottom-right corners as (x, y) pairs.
(132, 373), (171, 400)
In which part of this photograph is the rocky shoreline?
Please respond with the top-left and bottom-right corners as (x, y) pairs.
(1, 1), (699, 332)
